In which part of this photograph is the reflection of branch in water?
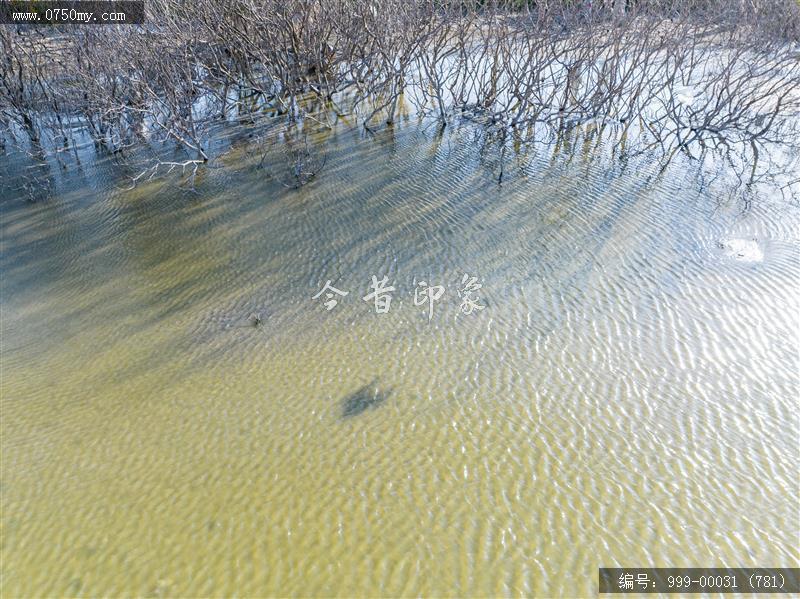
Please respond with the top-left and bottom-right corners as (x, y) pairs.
(284, 131), (328, 189)
(779, 178), (800, 203)
(2, 136), (56, 202)
(255, 125), (328, 189)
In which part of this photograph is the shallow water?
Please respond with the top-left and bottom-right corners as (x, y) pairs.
(1, 121), (799, 597)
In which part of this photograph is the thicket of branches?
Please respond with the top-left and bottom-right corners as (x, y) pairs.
(1, 0), (799, 189)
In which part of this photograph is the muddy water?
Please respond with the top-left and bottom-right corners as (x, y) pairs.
(1, 122), (798, 597)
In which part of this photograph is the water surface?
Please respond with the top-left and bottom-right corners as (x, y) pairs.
(1, 121), (798, 597)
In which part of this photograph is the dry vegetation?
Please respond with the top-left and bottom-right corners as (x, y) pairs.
(1, 0), (799, 188)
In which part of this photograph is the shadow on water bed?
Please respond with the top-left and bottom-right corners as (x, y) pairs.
(341, 381), (392, 418)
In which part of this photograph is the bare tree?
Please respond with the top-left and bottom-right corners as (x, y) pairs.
(1, 0), (798, 191)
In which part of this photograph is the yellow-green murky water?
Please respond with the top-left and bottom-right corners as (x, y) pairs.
(1, 122), (798, 597)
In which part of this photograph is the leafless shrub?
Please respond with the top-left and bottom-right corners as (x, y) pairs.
(1, 0), (798, 192)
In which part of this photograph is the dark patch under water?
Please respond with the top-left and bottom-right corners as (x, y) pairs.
(341, 382), (391, 418)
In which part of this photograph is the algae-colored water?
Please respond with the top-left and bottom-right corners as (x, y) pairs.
(1, 122), (798, 597)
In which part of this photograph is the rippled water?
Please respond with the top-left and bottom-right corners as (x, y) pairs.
(1, 121), (799, 597)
